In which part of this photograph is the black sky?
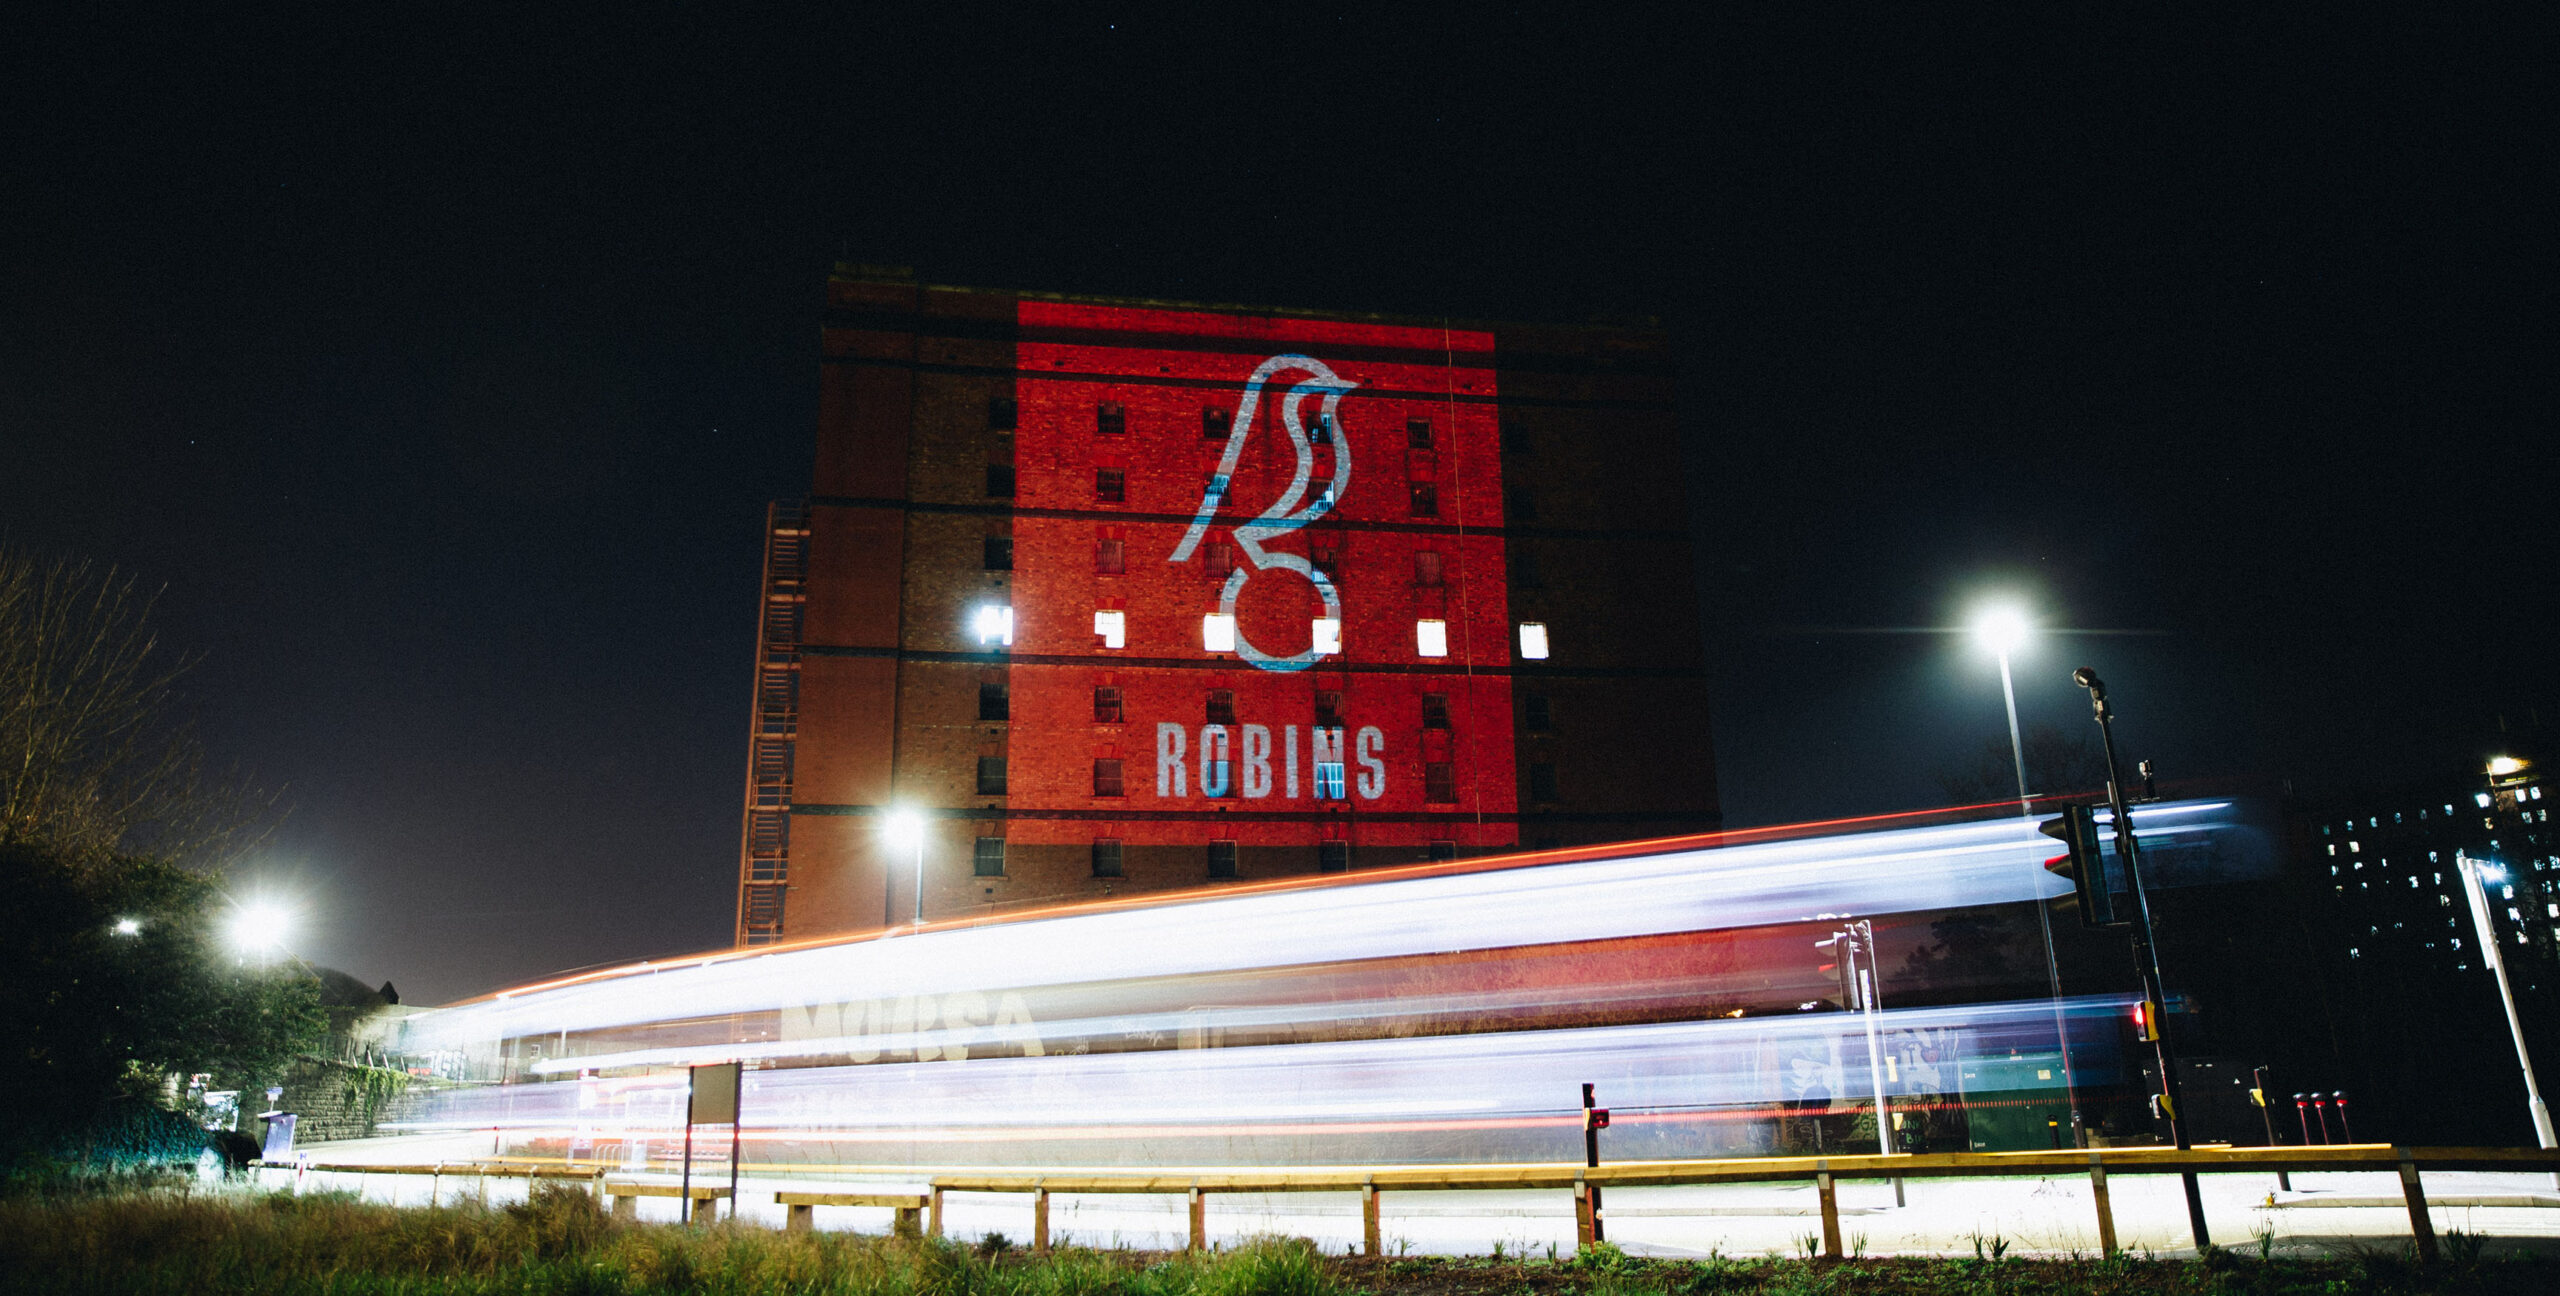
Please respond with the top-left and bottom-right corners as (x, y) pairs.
(3, 10), (2549, 1003)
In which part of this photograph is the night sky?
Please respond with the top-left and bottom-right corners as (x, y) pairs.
(4, 12), (2547, 1003)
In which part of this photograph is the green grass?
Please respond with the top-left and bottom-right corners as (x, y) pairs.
(0, 1186), (2547, 1296)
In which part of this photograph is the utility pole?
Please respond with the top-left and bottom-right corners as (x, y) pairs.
(2076, 667), (2210, 1249)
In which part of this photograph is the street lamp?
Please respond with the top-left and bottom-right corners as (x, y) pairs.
(223, 900), (295, 962)
(883, 808), (927, 927)
(1968, 601), (2081, 1146)
(2455, 850), (2557, 1151)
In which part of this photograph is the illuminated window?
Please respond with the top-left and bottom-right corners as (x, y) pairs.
(1518, 622), (1550, 659)
(1206, 541), (1235, 578)
(974, 604), (1015, 647)
(1091, 839), (1123, 877)
(1409, 481), (1438, 517)
(1526, 694), (1551, 732)
(1207, 841), (1238, 877)
(1421, 693), (1451, 729)
(2479, 793), (2494, 808)
(1202, 407), (1230, 440)
(1530, 763), (1560, 802)
(985, 463), (1015, 498)
(1415, 550), (1444, 586)
(2349, 841), (2360, 852)
(1407, 417), (1434, 449)
(975, 757), (1008, 796)
(988, 396), (1018, 431)
(1096, 467), (1126, 502)
(1314, 691), (1344, 727)
(1314, 760), (1347, 799)
(1203, 613), (1236, 652)
(1428, 840), (1457, 862)
(1319, 841), (1350, 873)
(1425, 761), (1456, 804)
(1206, 690), (1237, 726)
(1415, 619), (1448, 657)
(983, 535), (1013, 571)
(1096, 536), (1125, 574)
(1096, 402), (1125, 436)
(1092, 758), (1124, 798)
(978, 682), (1008, 722)
(973, 836), (1005, 876)
(1093, 685), (1123, 723)
(1507, 490), (1536, 523)
(1311, 617), (1341, 655)
(2326, 844), (2337, 856)
(1202, 472), (1228, 504)
(1093, 610), (1125, 650)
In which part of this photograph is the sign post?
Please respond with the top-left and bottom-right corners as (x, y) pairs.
(680, 1062), (742, 1224)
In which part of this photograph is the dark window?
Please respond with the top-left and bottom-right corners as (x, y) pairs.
(989, 396), (1018, 431)
(1096, 402), (1126, 436)
(1091, 839), (1124, 877)
(1203, 407), (1231, 440)
(986, 463), (1016, 498)
(1093, 686), (1124, 723)
(1319, 841), (1350, 873)
(976, 757), (1008, 796)
(1408, 482), (1438, 517)
(1512, 550), (1541, 589)
(1207, 841), (1238, 878)
(1314, 691), (1344, 727)
(1314, 760), (1347, 800)
(1428, 840), (1457, 862)
(1096, 537), (1125, 574)
(1096, 467), (1126, 502)
(1501, 423), (1532, 454)
(1414, 550), (1444, 586)
(1530, 762), (1559, 802)
(1203, 472), (1228, 502)
(1206, 689), (1237, 726)
(1307, 414), (1333, 444)
(978, 682), (1009, 721)
(973, 836), (1006, 876)
(1525, 694), (1552, 732)
(1093, 758), (1125, 797)
(1534, 836), (1563, 851)
(1206, 541), (1235, 578)
(1407, 417), (1434, 450)
(1424, 761), (1456, 804)
(1507, 490), (1536, 523)
(1421, 693), (1451, 729)
(1312, 546), (1341, 581)
(983, 536), (1013, 571)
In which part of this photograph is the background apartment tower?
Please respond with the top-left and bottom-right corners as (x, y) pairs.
(735, 267), (1717, 945)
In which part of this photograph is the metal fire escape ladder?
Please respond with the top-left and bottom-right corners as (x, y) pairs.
(736, 500), (808, 945)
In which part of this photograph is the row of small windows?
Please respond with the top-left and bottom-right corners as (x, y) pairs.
(978, 836), (1456, 879)
(978, 684), (1556, 732)
(990, 463), (1515, 520)
(991, 398), (1487, 452)
(982, 602), (1551, 661)
(972, 754), (1560, 803)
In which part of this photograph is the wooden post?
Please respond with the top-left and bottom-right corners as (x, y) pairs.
(1362, 1182), (1381, 1258)
(894, 1204), (922, 1238)
(2088, 1155), (2117, 1256)
(2397, 1152), (2437, 1264)
(691, 1194), (718, 1225)
(1188, 1185), (1207, 1252)
(612, 1191), (637, 1221)
(929, 1186), (945, 1239)
(787, 1202), (814, 1233)
(1574, 1179), (1594, 1248)
(1815, 1170), (1842, 1260)
(1033, 1184), (1050, 1252)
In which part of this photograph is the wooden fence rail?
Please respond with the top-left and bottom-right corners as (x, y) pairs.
(266, 1144), (2560, 1264)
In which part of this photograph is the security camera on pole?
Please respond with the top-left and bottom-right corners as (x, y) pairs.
(2071, 667), (2211, 1250)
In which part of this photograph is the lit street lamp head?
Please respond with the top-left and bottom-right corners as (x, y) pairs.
(882, 808), (925, 850)
(223, 900), (294, 961)
(1969, 604), (2032, 657)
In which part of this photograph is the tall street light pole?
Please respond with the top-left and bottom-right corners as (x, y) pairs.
(2076, 666), (2210, 1248)
(885, 809), (927, 928)
(2455, 852), (2557, 1151)
(1971, 604), (2081, 1147)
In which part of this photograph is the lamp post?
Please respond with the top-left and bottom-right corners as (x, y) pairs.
(1817, 919), (1905, 1205)
(884, 809), (927, 927)
(2455, 851), (2557, 1150)
(1970, 603), (2082, 1147)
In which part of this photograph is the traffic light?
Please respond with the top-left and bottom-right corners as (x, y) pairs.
(2039, 804), (2123, 927)
(2131, 998), (2162, 1042)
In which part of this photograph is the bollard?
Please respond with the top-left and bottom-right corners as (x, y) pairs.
(1815, 1168), (1842, 1260)
(1187, 1185), (1206, 1252)
(1033, 1183), (1050, 1252)
(1361, 1181), (1380, 1258)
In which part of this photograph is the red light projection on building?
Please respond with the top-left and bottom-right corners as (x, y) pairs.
(1009, 302), (1515, 851)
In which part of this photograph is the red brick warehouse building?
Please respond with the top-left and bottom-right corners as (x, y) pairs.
(734, 266), (1717, 945)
